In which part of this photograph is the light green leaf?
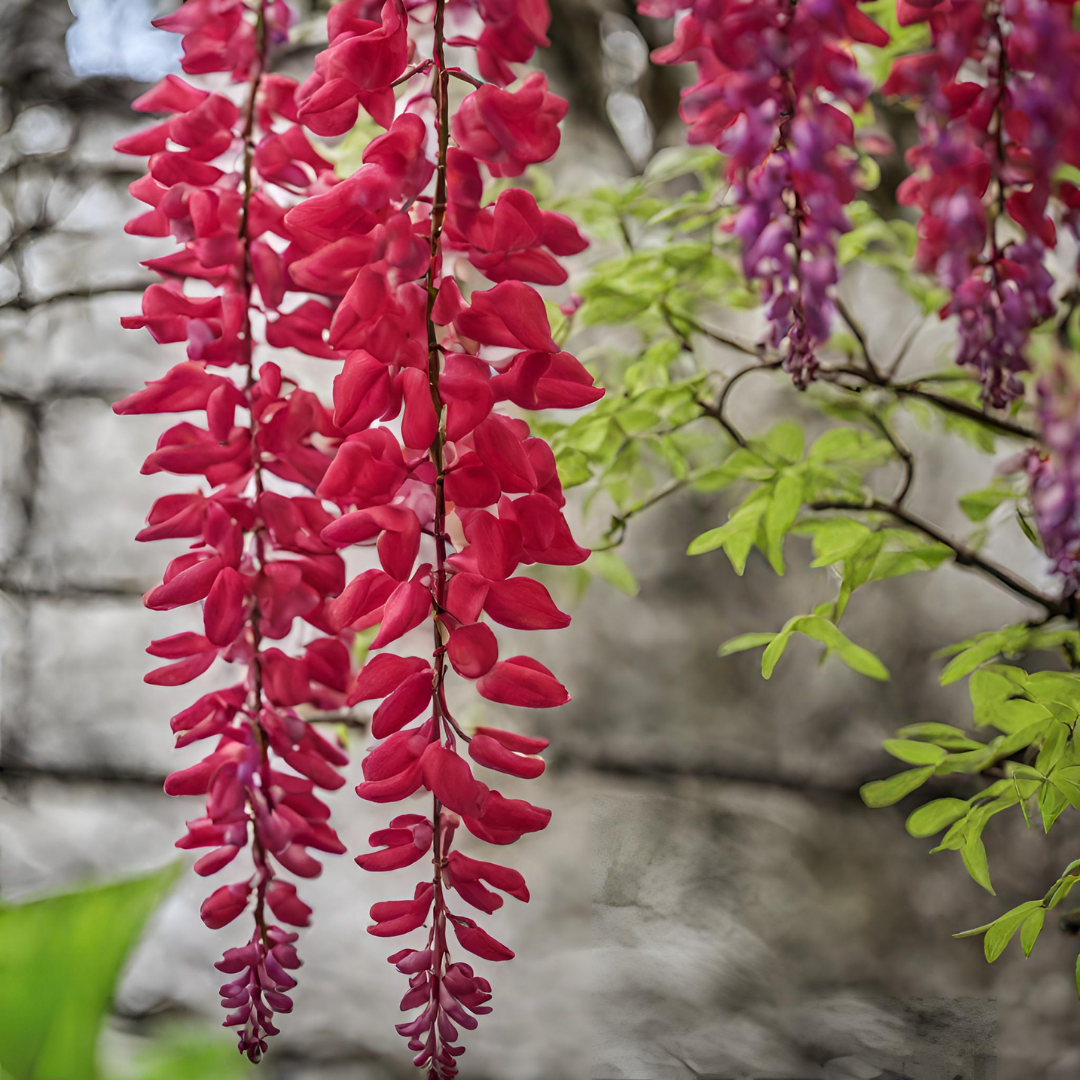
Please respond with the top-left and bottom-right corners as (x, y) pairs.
(808, 518), (872, 568)
(352, 623), (379, 667)
(941, 637), (1008, 685)
(761, 422), (804, 465)
(719, 632), (778, 657)
(1039, 778), (1070, 833)
(1048, 873), (1080, 908)
(555, 447), (593, 489)
(895, 723), (985, 751)
(589, 551), (639, 596)
(778, 615), (889, 680)
(860, 766), (935, 808)
(759, 614), (888, 681)
(960, 486), (1012, 522)
(686, 490), (768, 573)
(643, 145), (721, 183)
(687, 523), (738, 556)
(807, 427), (892, 466)
(905, 798), (969, 838)
(763, 470), (805, 574)
(132, 1026), (253, 1080)
(961, 835), (995, 894)
(954, 919), (996, 939)
(692, 448), (775, 492)
(867, 544), (952, 581)
(883, 739), (948, 766)
(983, 901), (1042, 962)
(0, 863), (181, 1080)
(1021, 908), (1045, 957)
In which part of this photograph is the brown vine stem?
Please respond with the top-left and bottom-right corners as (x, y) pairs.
(422, 0), (452, 1068)
(835, 296), (881, 382)
(868, 410), (914, 506)
(810, 497), (1073, 617)
(696, 359), (784, 449)
(697, 356), (1067, 616)
(595, 474), (692, 551)
(677, 308), (1038, 440)
(819, 363), (1038, 441)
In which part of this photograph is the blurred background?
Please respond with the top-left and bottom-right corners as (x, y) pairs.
(2, 1), (1080, 1078)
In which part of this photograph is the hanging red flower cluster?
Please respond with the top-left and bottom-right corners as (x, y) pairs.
(286, 0), (599, 1074)
(116, 0), (597, 1070)
(638, 0), (888, 387)
(115, 0), (354, 1063)
(885, 0), (1080, 407)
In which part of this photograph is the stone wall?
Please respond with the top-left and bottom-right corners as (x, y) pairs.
(3, 3), (1080, 1079)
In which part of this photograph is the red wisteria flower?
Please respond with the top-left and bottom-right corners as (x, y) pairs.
(117, 0), (355, 1061)
(289, 0), (599, 1072)
(119, 0), (595, 1070)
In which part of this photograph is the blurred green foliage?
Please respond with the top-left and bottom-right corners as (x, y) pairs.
(539, 85), (1080, 1002)
(0, 864), (248, 1080)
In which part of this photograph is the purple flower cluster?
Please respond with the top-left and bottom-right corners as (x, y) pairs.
(888, 0), (1080, 406)
(639, 0), (887, 385)
(1027, 364), (1080, 594)
(216, 926), (302, 1062)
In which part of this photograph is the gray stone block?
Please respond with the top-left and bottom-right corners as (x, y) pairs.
(19, 397), (185, 590)
(18, 227), (152, 304)
(0, 401), (33, 567)
(5, 596), (211, 774)
(0, 293), (170, 399)
(590, 776), (1071, 1080)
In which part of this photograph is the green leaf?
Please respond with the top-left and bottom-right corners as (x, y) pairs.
(1050, 772), (1080, 813)
(1037, 723), (1072, 777)
(686, 490), (768, 573)
(808, 517), (873, 568)
(985, 698), (1052, 735)
(643, 145), (722, 183)
(866, 544), (952, 581)
(0, 863), (181, 1080)
(883, 739), (948, 766)
(983, 901), (1043, 961)
(352, 623), (379, 667)
(718, 632), (777, 657)
(860, 766), (935, 808)
(905, 798), (969, 838)
(132, 1026), (253, 1080)
(762, 470), (805, 574)
(760, 615), (889, 681)
(807, 427), (892, 467)
(1021, 908), (1045, 957)
(1027, 671), (1080, 713)
(760, 422), (804, 465)
(692, 448), (774, 492)
(961, 835), (995, 894)
(1048, 873), (1080, 908)
(588, 551), (639, 596)
(1017, 508), (1041, 547)
(687, 524), (738, 556)
(940, 636), (1008, 685)
(895, 723), (985, 751)
(959, 486), (1012, 522)
(953, 919), (996, 939)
